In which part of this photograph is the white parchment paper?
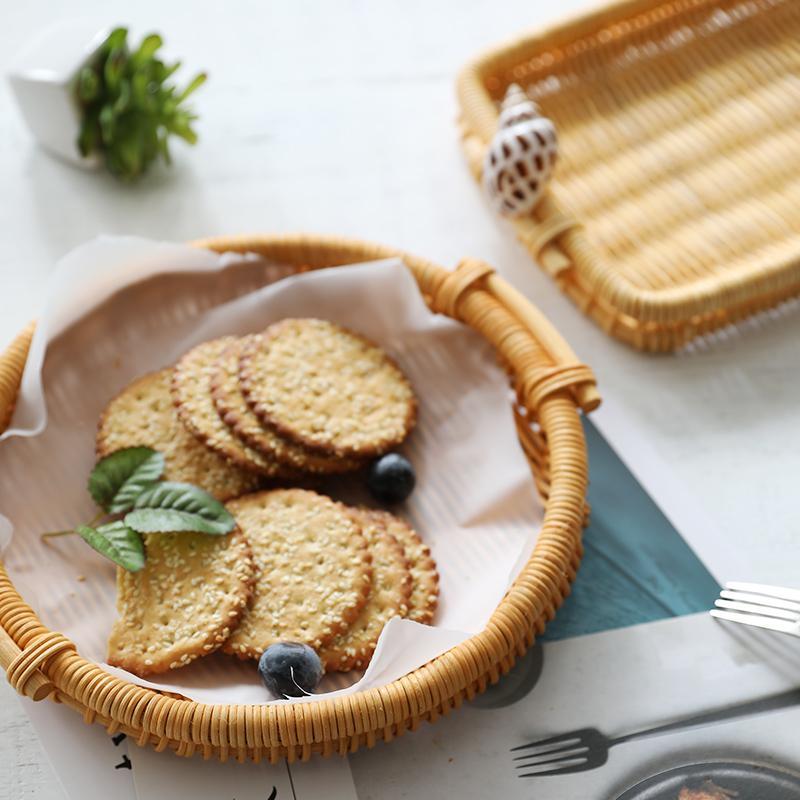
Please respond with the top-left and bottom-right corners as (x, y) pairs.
(0, 236), (543, 703)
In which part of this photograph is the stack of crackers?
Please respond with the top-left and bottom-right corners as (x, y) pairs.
(97, 318), (439, 679)
(98, 318), (417, 497)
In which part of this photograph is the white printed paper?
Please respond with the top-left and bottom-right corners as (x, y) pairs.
(130, 746), (294, 800)
(22, 694), (137, 800)
(289, 756), (359, 800)
(129, 745), (357, 800)
(349, 613), (800, 799)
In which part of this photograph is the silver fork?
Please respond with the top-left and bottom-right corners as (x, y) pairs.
(711, 581), (800, 636)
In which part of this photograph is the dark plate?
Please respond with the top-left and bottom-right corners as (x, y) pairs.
(616, 761), (800, 800)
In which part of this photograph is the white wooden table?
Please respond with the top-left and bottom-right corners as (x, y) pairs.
(2, 1), (799, 796)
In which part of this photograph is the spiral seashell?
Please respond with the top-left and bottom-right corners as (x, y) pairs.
(483, 84), (558, 217)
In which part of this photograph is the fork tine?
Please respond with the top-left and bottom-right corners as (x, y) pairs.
(726, 582), (800, 604)
(511, 738), (581, 761)
(720, 590), (800, 613)
(518, 757), (589, 778)
(514, 746), (588, 765)
(510, 734), (581, 753)
(715, 599), (800, 621)
(711, 609), (799, 635)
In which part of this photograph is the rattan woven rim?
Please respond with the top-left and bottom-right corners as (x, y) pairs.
(0, 234), (598, 762)
(457, 0), (800, 351)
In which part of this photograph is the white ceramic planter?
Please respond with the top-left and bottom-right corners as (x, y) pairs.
(7, 21), (110, 168)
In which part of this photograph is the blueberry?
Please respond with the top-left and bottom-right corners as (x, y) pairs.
(258, 642), (323, 698)
(367, 453), (416, 504)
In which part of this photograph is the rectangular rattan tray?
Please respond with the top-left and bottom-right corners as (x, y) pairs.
(458, 0), (800, 351)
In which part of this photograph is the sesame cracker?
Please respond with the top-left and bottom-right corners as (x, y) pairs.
(223, 489), (373, 658)
(239, 319), (417, 459)
(321, 507), (412, 672)
(97, 370), (260, 501)
(366, 510), (439, 625)
(106, 527), (255, 676)
(211, 336), (362, 474)
(172, 337), (295, 477)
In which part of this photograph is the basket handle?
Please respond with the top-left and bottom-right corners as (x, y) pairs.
(432, 258), (600, 413)
(484, 270), (600, 412)
(0, 626), (56, 701)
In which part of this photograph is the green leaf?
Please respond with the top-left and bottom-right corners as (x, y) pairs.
(133, 33), (163, 64)
(88, 447), (165, 513)
(131, 71), (150, 106)
(161, 61), (181, 81)
(112, 124), (144, 179)
(125, 482), (235, 535)
(166, 111), (198, 144)
(77, 110), (99, 157)
(104, 47), (127, 92)
(177, 72), (207, 102)
(104, 28), (129, 53)
(77, 67), (100, 103)
(77, 522), (145, 572)
(99, 104), (116, 143)
(113, 79), (131, 114)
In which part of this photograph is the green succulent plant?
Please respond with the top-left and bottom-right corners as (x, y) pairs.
(76, 27), (206, 180)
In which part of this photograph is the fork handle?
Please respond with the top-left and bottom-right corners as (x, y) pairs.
(613, 688), (800, 746)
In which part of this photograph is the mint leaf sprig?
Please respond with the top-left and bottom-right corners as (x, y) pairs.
(88, 446), (165, 512)
(42, 447), (236, 572)
(75, 522), (145, 573)
(76, 27), (207, 180)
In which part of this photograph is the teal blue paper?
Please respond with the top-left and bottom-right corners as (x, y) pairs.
(543, 418), (720, 640)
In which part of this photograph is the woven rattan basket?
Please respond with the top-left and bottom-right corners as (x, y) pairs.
(458, 0), (800, 351)
(0, 235), (598, 762)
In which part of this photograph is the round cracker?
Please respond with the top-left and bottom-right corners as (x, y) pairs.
(239, 319), (416, 458)
(172, 337), (294, 477)
(107, 528), (254, 676)
(210, 337), (362, 474)
(321, 508), (412, 672)
(223, 489), (373, 658)
(367, 510), (439, 625)
(97, 369), (260, 502)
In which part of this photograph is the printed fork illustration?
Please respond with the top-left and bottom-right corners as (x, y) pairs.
(512, 688), (800, 777)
